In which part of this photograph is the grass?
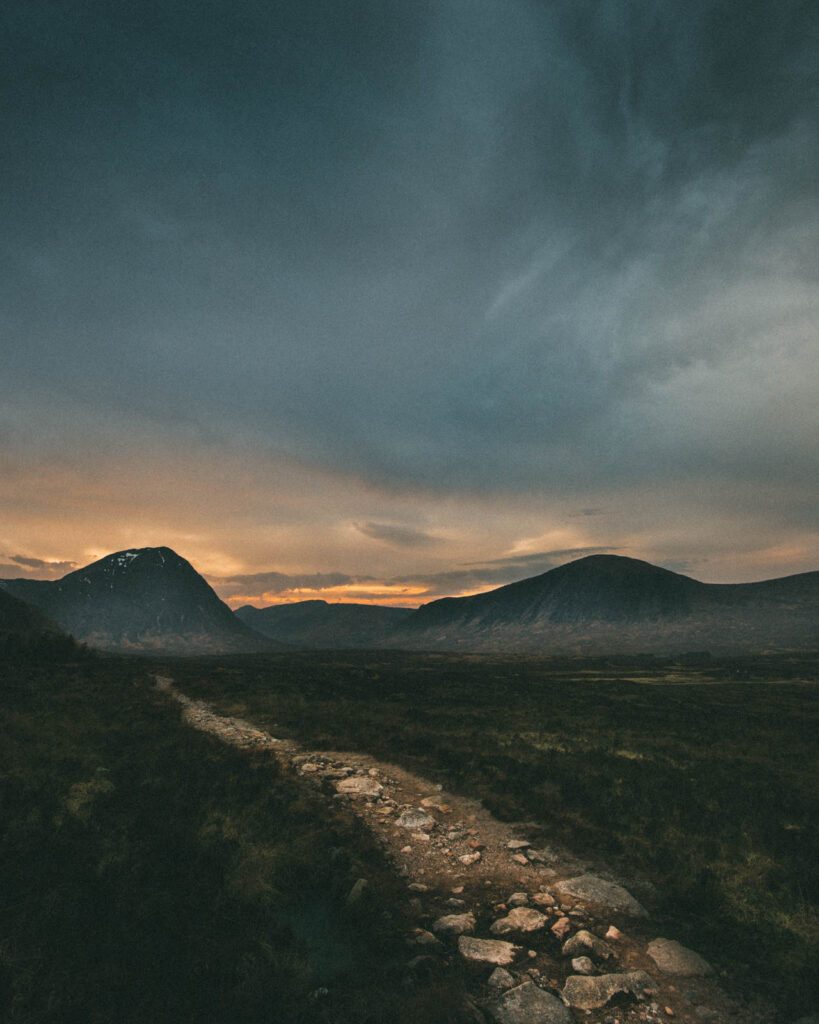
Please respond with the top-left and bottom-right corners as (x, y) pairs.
(168, 650), (819, 1016)
(0, 651), (470, 1024)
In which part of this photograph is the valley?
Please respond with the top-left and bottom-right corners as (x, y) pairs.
(1, 551), (817, 1023)
(165, 650), (819, 1019)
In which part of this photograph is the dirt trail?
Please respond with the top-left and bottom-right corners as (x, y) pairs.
(155, 676), (773, 1024)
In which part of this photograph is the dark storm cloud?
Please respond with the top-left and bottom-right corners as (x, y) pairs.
(465, 547), (619, 570)
(211, 571), (362, 597)
(355, 522), (439, 547)
(1, 0), (817, 516)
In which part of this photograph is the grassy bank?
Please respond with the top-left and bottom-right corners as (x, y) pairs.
(170, 651), (819, 1015)
(0, 654), (468, 1024)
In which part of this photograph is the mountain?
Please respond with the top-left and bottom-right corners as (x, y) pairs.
(0, 587), (57, 636)
(0, 547), (279, 655)
(0, 587), (81, 661)
(236, 600), (413, 649)
(389, 554), (819, 654)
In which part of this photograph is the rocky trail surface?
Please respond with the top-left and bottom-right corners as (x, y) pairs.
(154, 677), (777, 1024)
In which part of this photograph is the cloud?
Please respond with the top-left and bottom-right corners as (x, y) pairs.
(354, 521), (440, 548)
(465, 547), (619, 570)
(211, 571), (363, 597)
(0, 555), (77, 579)
(0, 1), (816, 586)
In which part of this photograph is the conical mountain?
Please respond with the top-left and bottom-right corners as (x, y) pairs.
(1, 547), (279, 655)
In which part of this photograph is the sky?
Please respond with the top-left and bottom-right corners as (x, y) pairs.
(1, 0), (818, 607)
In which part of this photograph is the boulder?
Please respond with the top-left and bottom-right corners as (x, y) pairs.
(550, 916), (571, 939)
(647, 938), (712, 977)
(396, 808), (435, 830)
(487, 966), (516, 992)
(491, 908), (548, 936)
(562, 971), (655, 1009)
(562, 930), (615, 961)
(458, 936), (522, 967)
(554, 875), (647, 917)
(488, 980), (573, 1024)
(335, 776), (383, 799)
(432, 912), (476, 937)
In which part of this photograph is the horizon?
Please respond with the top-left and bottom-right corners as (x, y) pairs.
(2, 2), (817, 609)
(2, 543), (817, 611)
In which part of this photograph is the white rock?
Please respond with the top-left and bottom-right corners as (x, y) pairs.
(336, 776), (383, 799)
(396, 808), (436, 830)
(646, 938), (712, 977)
(490, 908), (548, 936)
(432, 912), (476, 937)
(458, 935), (522, 966)
(554, 875), (647, 917)
(488, 979), (572, 1024)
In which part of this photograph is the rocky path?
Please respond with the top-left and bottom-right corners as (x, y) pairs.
(154, 676), (774, 1024)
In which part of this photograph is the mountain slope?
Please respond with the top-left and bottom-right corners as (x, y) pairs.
(236, 600), (413, 649)
(390, 555), (819, 654)
(0, 587), (58, 637)
(1, 548), (279, 655)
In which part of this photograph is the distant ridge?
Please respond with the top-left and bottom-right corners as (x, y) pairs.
(236, 599), (413, 649)
(1, 547), (280, 656)
(389, 554), (819, 654)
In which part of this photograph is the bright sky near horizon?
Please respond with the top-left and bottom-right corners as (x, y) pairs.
(2, 1), (818, 606)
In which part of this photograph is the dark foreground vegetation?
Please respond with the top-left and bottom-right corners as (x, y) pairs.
(0, 651), (469, 1024)
(169, 650), (819, 1016)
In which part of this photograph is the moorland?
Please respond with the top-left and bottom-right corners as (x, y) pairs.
(165, 650), (819, 1015)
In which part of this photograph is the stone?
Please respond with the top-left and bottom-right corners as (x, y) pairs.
(460, 851), (482, 866)
(300, 762), (321, 773)
(346, 878), (369, 905)
(512, 853), (529, 866)
(508, 892), (529, 907)
(411, 928), (441, 947)
(487, 967), (516, 992)
(562, 971), (656, 1010)
(554, 875), (647, 917)
(571, 956), (596, 975)
(562, 930), (615, 961)
(532, 892), (555, 908)
(421, 795), (451, 812)
(411, 832), (431, 842)
(491, 908), (548, 936)
(458, 936), (522, 967)
(646, 939), (712, 977)
(488, 979), (573, 1024)
(432, 912), (476, 937)
(336, 776), (383, 799)
(605, 925), (623, 941)
(550, 916), (571, 939)
(507, 839), (531, 850)
(408, 882), (430, 893)
(396, 808), (436, 830)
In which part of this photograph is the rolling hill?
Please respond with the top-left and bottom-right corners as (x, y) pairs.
(389, 554), (819, 654)
(1, 547), (278, 655)
(236, 599), (413, 649)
